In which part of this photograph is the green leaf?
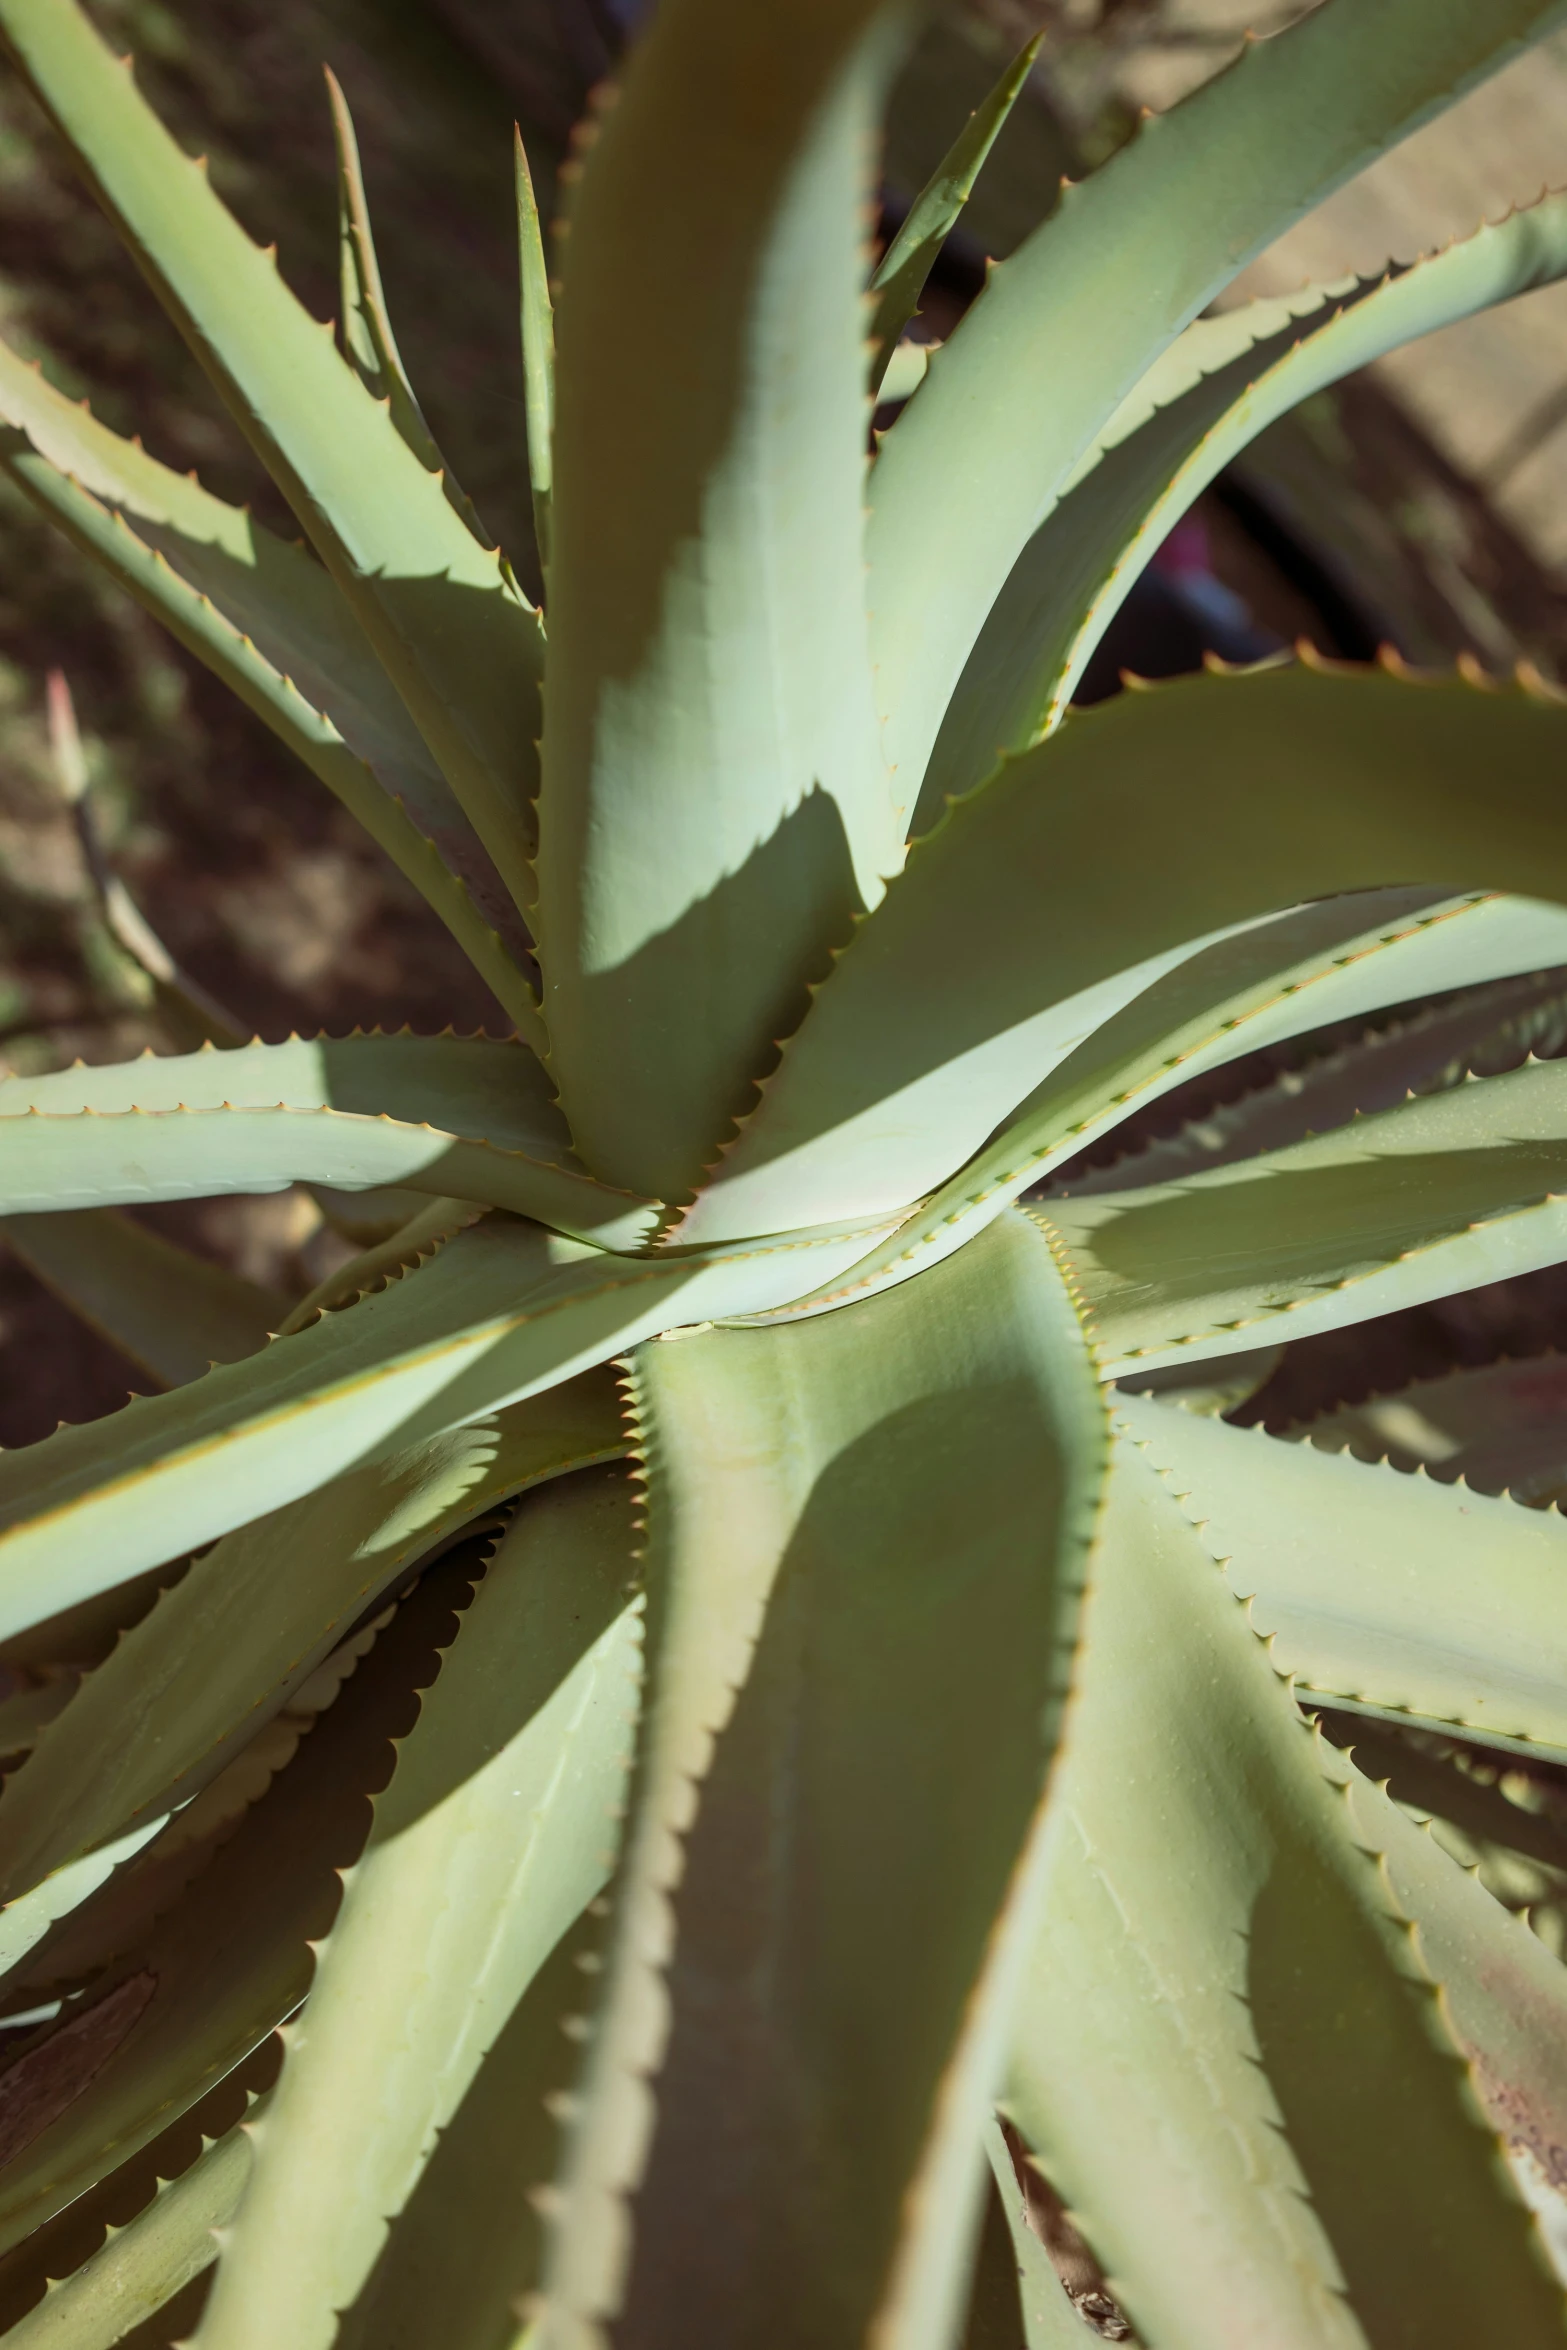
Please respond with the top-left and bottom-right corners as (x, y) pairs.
(1118, 1394), (1567, 1759)
(534, 0), (905, 1202)
(0, 334), (524, 972)
(1004, 1433), (1564, 2348)
(332, 1909), (603, 2350)
(514, 128), (555, 574)
(1042, 1053), (1567, 1376)
(867, 32), (1041, 397)
(688, 663), (1567, 1254)
(542, 1210), (1106, 2350)
(868, 0), (1567, 819)
(0, 0), (544, 911)
(0, 1560), (467, 2257)
(193, 1467), (641, 2350)
(924, 186), (1567, 813)
(0, 1212), (896, 1632)
(1296, 1354), (1567, 1506)
(0, 1374), (627, 1907)
(0, 432), (542, 1041)
(976, 2119), (1083, 2350)
(0, 2106), (257, 2347)
(1059, 965), (1567, 1200)
(0, 1031), (660, 1250)
(1, 1208), (285, 1388)
(326, 66), (486, 545)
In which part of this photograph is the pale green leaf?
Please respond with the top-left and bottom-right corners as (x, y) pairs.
(689, 664), (1567, 1258)
(0, 2107), (256, 2347)
(0, 0), (543, 908)
(979, 2118), (1083, 2350)
(0, 1032), (660, 1251)
(1118, 1394), (1567, 1759)
(542, 1210), (1106, 2350)
(1043, 1054), (1567, 1375)
(1059, 965), (1567, 1200)
(867, 31), (1041, 395)
(535, 0), (904, 1201)
(515, 128), (555, 573)
(0, 1373), (627, 1906)
(869, 0), (1567, 818)
(0, 331), (529, 982)
(326, 66), (484, 541)
(195, 1468), (641, 2350)
(1, 1209), (284, 1388)
(1296, 1355), (1567, 1506)
(0, 1212), (896, 1632)
(0, 440), (542, 1040)
(333, 1910), (603, 2350)
(0, 1563), (466, 2256)
(1004, 1435), (1563, 2348)
(926, 185), (1567, 813)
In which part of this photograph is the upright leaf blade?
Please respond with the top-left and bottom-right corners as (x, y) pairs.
(0, 0), (543, 909)
(515, 128), (556, 574)
(868, 0), (1567, 817)
(194, 1469), (642, 2350)
(867, 31), (1041, 395)
(542, 1210), (1107, 2350)
(536, 0), (905, 1200)
(926, 186), (1567, 811)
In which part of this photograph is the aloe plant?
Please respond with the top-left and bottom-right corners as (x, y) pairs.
(5, 0), (1567, 2342)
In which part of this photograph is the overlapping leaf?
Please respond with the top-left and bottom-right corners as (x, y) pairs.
(536, 0), (903, 1200)
(0, 1370), (627, 1906)
(688, 664), (1567, 1257)
(194, 1468), (641, 2349)
(0, 0), (543, 913)
(0, 1559), (467, 2256)
(869, 0), (1567, 817)
(1296, 1354), (1567, 1505)
(925, 185), (1567, 809)
(543, 1210), (1106, 2350)
(0, 1032), (658, 1250)
(0, 1211), (893, 1630)
(1004, 1432), (1565, 2348)
(1119, 1394), (1567, 1757)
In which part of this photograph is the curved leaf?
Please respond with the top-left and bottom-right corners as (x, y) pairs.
(868, 0), (1567, 816)
(1118, 1393), (1567, 1759)
(0, 1373), (627, 1906)
(689, 663), (1567, 1252)
(535, 0), (903, 1201)
(867, 32), (1041, 395)
(0, 2107), (256, 2347)
(926, 186), (1567, 810)
(0, 1212), (896, 1633)
(1042, 1055), (1567, 1376)
(1295, 1354), (1567, 1506)
(1004, 1433), (1563, 2349)
(0, 1031), (659, 1251)
(0, 1561), (466, 2257)
(1058, 965), (1567, 1199)
(194, 1468), (641, 2350)
(0, 334), (530, 979)
(1, 1209), (284, 1388)
(325, 67), (484, 543)
(542, 1209), (1107, 2350)
(0, 445), (543, 1041)
(0, 0), (543, 912)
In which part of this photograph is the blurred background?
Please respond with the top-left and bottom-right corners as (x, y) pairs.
(1, 0), (1566, 1440)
